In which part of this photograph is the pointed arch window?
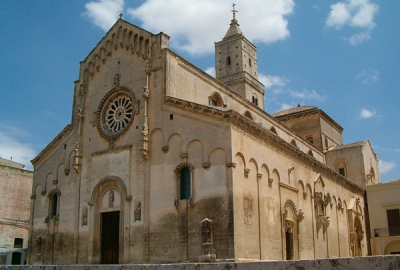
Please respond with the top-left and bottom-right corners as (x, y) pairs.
(209, 92), (224, 107)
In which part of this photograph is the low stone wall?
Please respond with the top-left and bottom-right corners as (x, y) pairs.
(1, 256), (400, 269)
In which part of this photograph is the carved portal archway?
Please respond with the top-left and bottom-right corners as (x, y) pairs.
(351, 216), (364, 257)
(282, 200), (303, 260)
(88, 176), (130, 264)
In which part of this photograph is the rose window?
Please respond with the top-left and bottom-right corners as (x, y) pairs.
(97, 87), (136, 139)
(105, 95), (133, 132)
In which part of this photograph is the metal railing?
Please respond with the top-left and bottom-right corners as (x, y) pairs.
(374, 226), (400, 237)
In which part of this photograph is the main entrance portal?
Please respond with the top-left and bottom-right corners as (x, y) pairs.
(101, 211), (120, 264)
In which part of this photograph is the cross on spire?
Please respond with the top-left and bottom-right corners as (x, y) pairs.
(231, 3), (238, 20)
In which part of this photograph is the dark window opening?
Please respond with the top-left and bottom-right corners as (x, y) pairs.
(50, 193), (59, 218)
(170, 114), (174, 120)
(226, 56), (231, 65)
(338, 168), (345, 176)
(180, 167), (191, 200)
(14, 238), (23, 248)
(252, 95), (258, 106)
(11, 252), (22, 265)
(244, 111), (253, 120)
(387, 209), (400, 236)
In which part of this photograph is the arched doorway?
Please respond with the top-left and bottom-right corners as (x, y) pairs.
(89, 177), (128, 264)
(100, 189), (120, 264)
(282, 200), (301, 260)
(285, 229), (293, 260)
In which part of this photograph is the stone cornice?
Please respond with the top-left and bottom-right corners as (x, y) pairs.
(279, 182), (299, 193)
(92, 144), (132, 157)
(164, 96), (364, 194)
(31, 125), (73, 167)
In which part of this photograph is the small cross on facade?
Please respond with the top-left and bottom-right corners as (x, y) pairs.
(231, 3), (238, 19)
(119, 13), (123, 19)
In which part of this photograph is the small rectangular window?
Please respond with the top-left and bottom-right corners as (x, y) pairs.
(14, 238), (23, 248)
(338, 168), (345, 176)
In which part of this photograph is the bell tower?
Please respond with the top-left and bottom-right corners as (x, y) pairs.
(215, 5), (265, 109)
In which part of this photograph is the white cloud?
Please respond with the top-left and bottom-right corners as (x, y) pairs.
(259, 74), (287, 89)
(204, 67), (215, 77)
(379, 159), (396, 174)
(276, 102), (294, 112)
(127, 0), (295, 55)
(346, 31), (371, 45)
(326, 0), (379, 45)
(356, 69), (379, 84)
(83, 0), (124, 31)
(0, 124), (36, 169)
(326, 0), (378, 29)
(289, 89), (326, 101)
(360, 108), (375, 118)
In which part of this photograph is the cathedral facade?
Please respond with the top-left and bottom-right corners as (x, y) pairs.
(29, 16), (378, 264)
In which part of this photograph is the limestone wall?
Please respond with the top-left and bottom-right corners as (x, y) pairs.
(0, 163), (32, 253)
(2, 256), (400, 269)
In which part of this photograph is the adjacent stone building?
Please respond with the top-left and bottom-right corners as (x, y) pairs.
(29, 15), (379, 264)
(367, 180), (400, 255)
(0, 158), (33, 265)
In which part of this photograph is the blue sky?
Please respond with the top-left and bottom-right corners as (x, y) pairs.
(0, 0), (399, 183)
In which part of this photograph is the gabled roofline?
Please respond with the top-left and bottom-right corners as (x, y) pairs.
(81, 18), (163, 63)
(31, 124), (73, 167)
(274, 106), (343, 132)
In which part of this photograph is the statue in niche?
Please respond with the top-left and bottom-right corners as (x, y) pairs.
(36, 235), (45, 263)
(82, 206), (88, 226)
(108, 190), (114, 208)
(135, 202), (141, 221)
(200, 218), (216, 258)
(202, 221), (211, 244)
(243, 197), (253, 226)
(315, 192), (324, 216)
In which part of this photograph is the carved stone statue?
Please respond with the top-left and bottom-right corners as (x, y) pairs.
(108, 190), (114, 208)
(36, 235), (45, 263)
(199, 218), (216, 262)
(82, 206), (88, 226)
(135, 202), (141, 221)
